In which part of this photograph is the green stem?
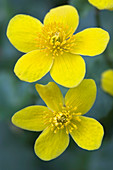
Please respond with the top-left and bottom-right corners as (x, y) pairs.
(95, 8), (101, 27)
(100, 106), (113, 140)
(95, 8), (113, 68)
(104, 49), (113, 68)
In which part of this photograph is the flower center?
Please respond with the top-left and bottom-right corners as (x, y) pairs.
(47, 105), (82, 134)
(37, 22), (75, 58)
(52, 110), (72, 129)
(57, 114), (68, 123)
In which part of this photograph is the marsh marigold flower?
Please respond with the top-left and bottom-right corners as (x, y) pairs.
(7, 5), (109, 87)
(12, 80), (104, 161)
(101, 69), (113, 96)
(88, 0), (113, 10)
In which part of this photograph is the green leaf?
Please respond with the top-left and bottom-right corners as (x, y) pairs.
(0, 71), (33, 120)
(85, 55), (113, 119)
(88, 137), (113, 170)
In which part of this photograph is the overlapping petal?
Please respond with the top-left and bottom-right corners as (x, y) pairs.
(35, 82), (64, 111)
(50, 52), (85, 88)
(88, 0), (113, 10)
(65, 79), (96, 115)
(14, 50), (53, 82)
(44, 5), (79, 35)
(101, 69), (113, 96)
(70, 28), (110, 56)
(70, 116), (104, 150)
(12, 106), (51, 131)
(34, 127), (69, 161)
(7, 14), (43, 53)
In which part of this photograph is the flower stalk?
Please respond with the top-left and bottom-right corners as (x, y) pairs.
(95, 8), (113, 68)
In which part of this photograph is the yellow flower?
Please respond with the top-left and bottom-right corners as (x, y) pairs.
(101, 69), (113, 96)
(88, 0), (113, 10)
(7, 5), (109, 88)
(12, 80), (104, 161)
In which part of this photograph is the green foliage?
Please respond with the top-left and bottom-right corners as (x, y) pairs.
(88, 137), (113, 170)
(85, 54), (113, 119)
(69, 0), (91, 16)
(0, 71), (32, 120)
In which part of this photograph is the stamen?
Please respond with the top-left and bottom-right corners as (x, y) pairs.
(35, 22), (75, 57)
(66, 127), (69, 134)
(71, 123), (77, 129)
(42, 104), (82, 134)
(75, 117), (81, 122)
(75, 112), (82, 116)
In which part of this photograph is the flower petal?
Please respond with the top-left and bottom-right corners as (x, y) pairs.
(12, 106), (51, 131)
(50, 53), (85, 88)
(109, 7), (113, 10)
(14, 50), (53, 82)
(34, 127), (69, 161)
(70, 28), (110, 56)
(88, 0), (113, 10)
(65, 79), (96, 115)
(101, 69), (113, 96)
(35, 82), (64, 112)
(70, 116), (104, 150)
(7, 14), (43, 53)
(44, 5), (79, 35)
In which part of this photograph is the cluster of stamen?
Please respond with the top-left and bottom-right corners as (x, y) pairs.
(36, 22), (75, 58)
(43, 104), (82, 134)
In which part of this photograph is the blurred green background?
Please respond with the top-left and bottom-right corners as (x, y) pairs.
(0, 0), (113, 169)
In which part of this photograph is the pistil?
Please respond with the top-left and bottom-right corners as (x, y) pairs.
(45, 105), (82, 134)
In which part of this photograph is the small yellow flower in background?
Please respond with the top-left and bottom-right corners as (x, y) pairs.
(7, 5), (109, 88)
(101, 69), (113, 96)
(12, 80), (104, 161)
(88, 0), (113, 10)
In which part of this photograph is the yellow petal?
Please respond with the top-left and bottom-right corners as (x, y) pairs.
(14, 50), (53, 82)
(50, 53), (85, 88)
(70, 116), (104, 150)
(7, 14), (43, 53)
(35, 82), (64, 112)
(12, 106), (51, 131)
(88, 0), (113, 10)
(101, 69), (113, 96)
(109, 7), (113, 10)
(34, 127), (69, 161)
(70, 28), (110, 56)
(65, 79), (96, 115)
(44, 5), (79, 35)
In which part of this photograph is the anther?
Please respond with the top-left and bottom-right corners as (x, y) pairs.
(75, 112), (82, 116)
(55, 41), (60, 46)
(66, 128), (69, 134)
(71, 123), (77, 129)
(76, 117), (81, 122)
